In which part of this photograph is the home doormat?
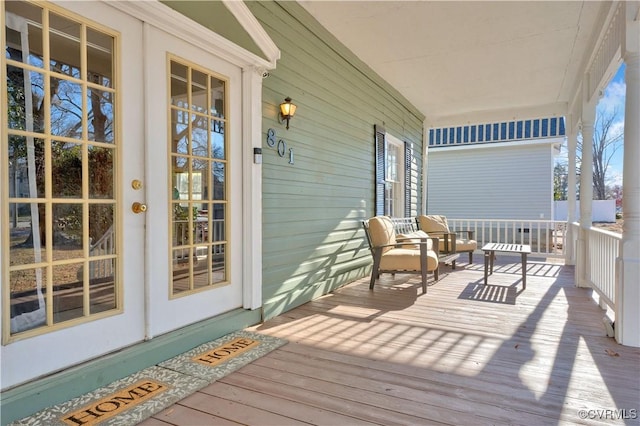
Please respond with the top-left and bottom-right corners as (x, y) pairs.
(158, 330), (287, 382)
(10, 331), (288, 426)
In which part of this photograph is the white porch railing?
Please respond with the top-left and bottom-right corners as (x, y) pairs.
(586, 226), (620, 310)
(86, 219), (227, 281)
(173, 218), (226, 261)
(447, 219), (567, 257)
(450, 219), (620, 317)
(567, 221), (619, 311)
(87, 225), (115, 280)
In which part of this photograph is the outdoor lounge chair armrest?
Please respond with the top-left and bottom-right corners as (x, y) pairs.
(447, 233), (457, 253)
(430, 237), (440, 257)
(372, 239), (436, 254)
(370, 242), (427, 251)
(394, 237), (432, 248)
(421, 231), (456, 253)
(395, 236), (438, 251)
(456, 230), (475, 240)
(395, 236), (430, 243)
(370, 243), (400, 250)
(396, 237), (440, 259)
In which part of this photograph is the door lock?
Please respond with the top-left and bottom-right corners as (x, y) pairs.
(132, 202), (147, 214)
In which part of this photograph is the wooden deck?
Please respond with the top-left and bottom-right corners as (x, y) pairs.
(142, 257), (640, 425)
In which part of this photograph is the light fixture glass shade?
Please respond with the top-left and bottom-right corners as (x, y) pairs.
(279, 97), (296, 129)
(280, 98), (296, 118)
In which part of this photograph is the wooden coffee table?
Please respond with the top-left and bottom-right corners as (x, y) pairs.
(481, 243), (531, 288)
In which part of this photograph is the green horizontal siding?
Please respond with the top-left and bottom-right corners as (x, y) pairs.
(247, 1), (425, 319)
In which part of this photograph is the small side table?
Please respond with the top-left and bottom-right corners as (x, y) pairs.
(481, 243), (531, 288)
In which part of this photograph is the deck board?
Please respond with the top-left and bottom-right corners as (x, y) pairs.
(143, 257), (640, 425)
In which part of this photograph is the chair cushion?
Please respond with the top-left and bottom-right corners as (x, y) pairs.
(418, 215), (449, 233)
(379, 248), (438, 272)
(456, 239), (477, 251)
(435, 237), (477, 252)
(367, 216), (396, 253)
(396, 231), (433, 250)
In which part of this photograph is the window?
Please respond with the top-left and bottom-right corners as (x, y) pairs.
(3, 1), (119, 338)
(169, 57), (228, 296)
(374, 125), (412, 217)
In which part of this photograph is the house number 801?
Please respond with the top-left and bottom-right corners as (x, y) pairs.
(269, 128), (294, 165)
(277, 139), (295, 164)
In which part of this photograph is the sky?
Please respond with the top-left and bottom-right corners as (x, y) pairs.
(595, 63), (626, 187)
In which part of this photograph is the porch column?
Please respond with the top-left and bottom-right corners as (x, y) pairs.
(422, 125), (429, 214)
(618, 9), (640, 346)
(565, 124), (578, 265)
(241, 66), (265, 310)
(576, 104), (595, 288)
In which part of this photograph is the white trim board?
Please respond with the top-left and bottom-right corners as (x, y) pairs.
(105, 0), (279, 71)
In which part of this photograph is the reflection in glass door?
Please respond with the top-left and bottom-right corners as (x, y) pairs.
(169, 58), (228, 296)
(4, 1), (119, 341)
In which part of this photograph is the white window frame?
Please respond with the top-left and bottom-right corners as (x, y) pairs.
(385, 134), (405, 217)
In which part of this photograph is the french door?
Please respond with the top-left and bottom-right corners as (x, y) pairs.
(143, 25), (243, 336)
(1, 0), (243, 388)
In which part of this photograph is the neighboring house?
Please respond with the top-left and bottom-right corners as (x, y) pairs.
(1, 0), (423, 421)
(426, 118), (565, 220)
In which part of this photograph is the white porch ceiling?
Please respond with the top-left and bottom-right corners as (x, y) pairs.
(298, 1), (613, 127)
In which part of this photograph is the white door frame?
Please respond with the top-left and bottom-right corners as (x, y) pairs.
(1, 0), (147, 389)
(144, 25), (246, 336)
(1, 0), (275, 389)
(109, 0), (275, 316)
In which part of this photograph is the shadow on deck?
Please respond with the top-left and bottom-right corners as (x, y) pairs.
(144, 256), (640, 425)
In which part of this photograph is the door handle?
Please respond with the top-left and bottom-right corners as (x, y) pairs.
(132, 202), (147, 214)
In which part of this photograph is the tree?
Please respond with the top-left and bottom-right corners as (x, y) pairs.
(8, 45), (114, 247)
(576, 109), (624, 200)
(554, 163), (568, 200)
(606, 184), (623, 212)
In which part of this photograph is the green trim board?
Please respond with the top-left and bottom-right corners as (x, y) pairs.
(8, 331), (286, 426)
(1, 309), (262, 426)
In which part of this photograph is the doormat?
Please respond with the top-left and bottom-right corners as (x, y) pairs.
(158, 330), (287, 382)
(10, 366), (207, 426)
(10, 331), (287, 426)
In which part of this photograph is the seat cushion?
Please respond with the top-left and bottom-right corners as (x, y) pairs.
(456, 239), (477, 252)
(436, 237), (477, 252)
(367, 216), (396, 253)
(418, 215), (449, 233)
(396, 231), (433, 250)
(379, 248), (438, 272)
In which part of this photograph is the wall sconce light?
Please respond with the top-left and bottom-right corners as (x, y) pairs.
(279, 97), (297, 130)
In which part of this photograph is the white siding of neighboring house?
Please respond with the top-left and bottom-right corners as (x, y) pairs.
(426, 141), (559, 220)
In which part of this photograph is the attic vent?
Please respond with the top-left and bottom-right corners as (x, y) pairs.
(429, 117), (566, 147)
